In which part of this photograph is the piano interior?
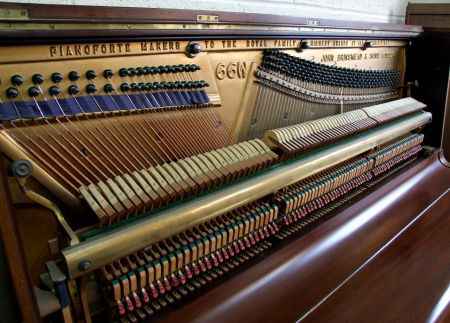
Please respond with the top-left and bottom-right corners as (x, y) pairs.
(0, 3), (447, 323)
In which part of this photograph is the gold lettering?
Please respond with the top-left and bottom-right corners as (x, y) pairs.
(216, 61), (249, 80)
(215, 63), (226, 80)
(49, 46), (57, 57)
(220, 40), (236, 49)
(321, 54), (334, 63)
(246, 39), (267, 48)
(75, 45), (82, 56)
(227, 62), (237, 79)
(66, 46), (73, 56)
(237, 61), (248, 79)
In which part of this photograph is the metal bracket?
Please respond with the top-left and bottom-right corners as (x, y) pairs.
(10, 160), (80, 246)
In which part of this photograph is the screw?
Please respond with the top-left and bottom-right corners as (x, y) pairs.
(78, 260), (92, 272)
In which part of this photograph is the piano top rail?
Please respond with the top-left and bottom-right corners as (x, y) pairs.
(0, 2), (422, 42)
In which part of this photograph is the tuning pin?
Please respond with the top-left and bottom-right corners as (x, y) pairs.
(119, 68), (128, 77)
(143, 66), (151, 75)
(86, 70), (97, 80)
(174, 65), (183, 73)
(68, 71), (80, 81)
(160, 65), (169, 73)
(130, 83), (139, 91)
(5, 87), (18, 98)
(85, 84), (97, 94)
(48, 86), (61, 96)
(11, 74), (24, 86)
(152, 82), (161, 90)
(68, 85), (80, 95)
(104, 84), (114, 93)
(120, 82), (130, 92)
(28, 86), (40, 97)
(32, 74), (44, 85)
(127, 68), (136, 77)
(103, 69), (114, 79)
(136, 67), (144, 76)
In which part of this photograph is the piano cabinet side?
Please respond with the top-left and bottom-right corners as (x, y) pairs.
(0, 156), (41, 323)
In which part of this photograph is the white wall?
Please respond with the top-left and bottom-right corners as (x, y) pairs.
(0, 0), (442, 24)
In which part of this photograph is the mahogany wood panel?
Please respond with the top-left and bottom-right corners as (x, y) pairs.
(0, 158), (41, 323)
(301, 189), (450, 323)
(156, 152), (450, 323)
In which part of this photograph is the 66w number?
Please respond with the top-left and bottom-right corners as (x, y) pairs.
(215, 62), (248, 80)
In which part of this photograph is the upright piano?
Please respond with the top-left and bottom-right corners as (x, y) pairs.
(0, 3), (448, 323)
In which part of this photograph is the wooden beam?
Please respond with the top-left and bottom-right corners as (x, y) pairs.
(0, 157), (41, 323)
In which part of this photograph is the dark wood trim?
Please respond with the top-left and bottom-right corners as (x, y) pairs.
(0, 158), (41, 323)
(407, 3), (450, 16)
(154, 152), (450, 323)
(0, 30), (418, 45)
(0, 2), (422, 33)
(406, 3), (450, 31)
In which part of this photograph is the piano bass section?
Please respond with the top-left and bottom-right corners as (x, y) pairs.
(0, 4), (438, 323)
